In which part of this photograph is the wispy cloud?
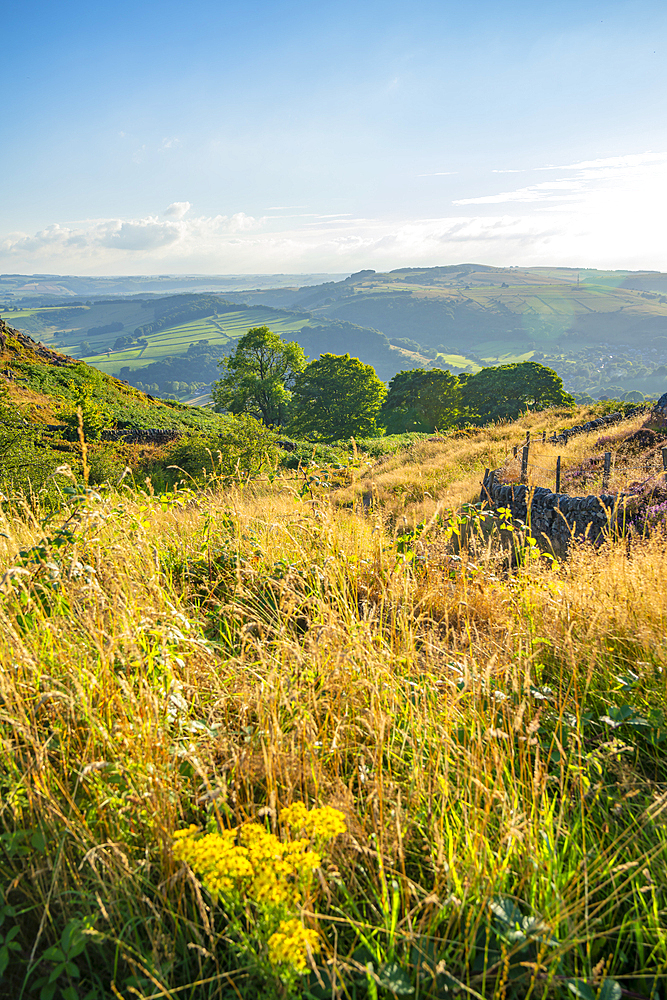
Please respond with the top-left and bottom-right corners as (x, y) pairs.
(537, 152), (665, 171)
(454, 151), (667, 207)
(418, 171), (457, 177)
(454, 179), (582, 206)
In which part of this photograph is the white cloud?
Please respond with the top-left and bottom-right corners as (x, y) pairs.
(3, 150), (667, 273)
(418, 171), (457, 177)
(537, 151), (665, 172)
(454, 151), (667, 208)
(454, 178), (583, 206)
(98, 219), (182, 250)
(164, 201), (191, 219)
(0, 211), (263, 261)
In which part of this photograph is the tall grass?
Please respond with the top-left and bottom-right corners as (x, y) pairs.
(0, 475), (666, 998)
(345, 409), (651, 522)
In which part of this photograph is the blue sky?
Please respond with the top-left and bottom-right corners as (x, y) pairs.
(2, 0), (667, 274)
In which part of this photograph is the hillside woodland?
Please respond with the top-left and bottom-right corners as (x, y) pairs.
(1, 320), (667, 998)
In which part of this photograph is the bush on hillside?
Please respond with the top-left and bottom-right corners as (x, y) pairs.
(162, 414), (279, 485)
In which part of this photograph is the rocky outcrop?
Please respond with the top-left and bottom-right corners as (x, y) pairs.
(0, 318), (77, 367)
(655, 391), (667, 414)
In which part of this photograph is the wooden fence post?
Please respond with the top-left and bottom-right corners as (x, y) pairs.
(481, 468), (489, 502)
(521, 445), (529, 484)
(602, 452), (612, 491)
(555, 456), (561, 494)
(662, 447), (667, 483)
(513, 445), (518, 458)
(542, 429), (546, 443)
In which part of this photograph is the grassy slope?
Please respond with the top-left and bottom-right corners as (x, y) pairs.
(0, 319), (226, 433)
(1, 411), (667, 998)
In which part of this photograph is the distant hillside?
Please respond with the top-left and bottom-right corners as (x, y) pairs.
(5, 265), (667, 401)
(0, 272), (348, 303)
(221, 264), (667, 356)
(1, 295), (422, 397)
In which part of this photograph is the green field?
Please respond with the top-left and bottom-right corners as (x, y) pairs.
(2, 303), (314, 372)
(83, 310), (315, 375)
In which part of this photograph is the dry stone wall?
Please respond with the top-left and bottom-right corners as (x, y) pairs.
(481, 476), (618, 553)
(480, 405), (653, 553)
(548, 406), (646, 446)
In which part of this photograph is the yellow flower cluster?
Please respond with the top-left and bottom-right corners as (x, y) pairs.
(268, 919), (320, 972)
(173, 824), (253, 900)
(173, 804), (345, 909)
(280, 803), (347, 841)
(173, 805), (345, 971)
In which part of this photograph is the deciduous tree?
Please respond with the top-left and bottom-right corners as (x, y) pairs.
(460, 362), (574, 423)
(212, 326), (306, 427)
(290, 353), (386, 440)
(381, 367), (463, 433)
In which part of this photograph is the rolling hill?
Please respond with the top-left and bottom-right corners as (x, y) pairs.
(222, 264), (667, 355)
(4, 265), (667, 400)
(1, 295), (421, 397)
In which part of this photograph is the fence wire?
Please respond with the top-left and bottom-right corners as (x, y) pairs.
(496, 450), (667, 496)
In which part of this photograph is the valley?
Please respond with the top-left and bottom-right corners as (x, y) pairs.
(4, 264), (667, 404)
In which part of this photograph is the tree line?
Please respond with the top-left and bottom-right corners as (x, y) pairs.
(211, 326), (574, 440)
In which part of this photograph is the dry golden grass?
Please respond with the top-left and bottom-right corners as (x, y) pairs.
(341, 409), (652, 524)
(0, 475), (666, 997)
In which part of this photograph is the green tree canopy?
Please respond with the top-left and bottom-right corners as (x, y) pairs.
(381, 367), (463, 433)
(460, 362), (574, 423)
(290, 353), (387, 440)
(212, 326), (306, 427)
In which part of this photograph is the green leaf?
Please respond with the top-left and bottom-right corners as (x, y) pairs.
(377, 962), (414, 995)
(30, 830), (47, 852)
(597, 980), (622, 1000)
(566, 979), (595, 1000)
(489, 895), (522, 928)
(39, 982), (57, 1000)
(41, 946), (64, 963)
(48, 963), (67, 983)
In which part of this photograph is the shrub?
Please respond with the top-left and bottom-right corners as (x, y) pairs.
(163, 414), (279, 485)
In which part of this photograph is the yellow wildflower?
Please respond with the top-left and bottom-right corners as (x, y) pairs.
(281, 803), (347, 841)
(172, 804), (343, 912)
(268, 918), (320, 972)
